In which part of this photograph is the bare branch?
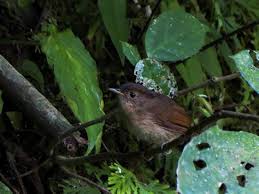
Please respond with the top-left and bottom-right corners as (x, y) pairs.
(176, 72), (240, 96)
(0, 55), (72, 138)
(61, 167), (111, 194)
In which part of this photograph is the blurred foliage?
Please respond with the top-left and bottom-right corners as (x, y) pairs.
(0, 0), (258, 193)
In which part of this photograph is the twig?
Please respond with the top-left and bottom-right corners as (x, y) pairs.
(7, 152), (27, 194)
(19, 159), (51, 178)
(176, 72), (240, 96)
(60, 167), (111, 194)
(55, 110), (259, 164)
(145, 110), (259, 157)
(200, 19), (259, 52)
(50, 113), (114, 152)
(0, 39), (39, 46)
(135, 0), (162, 44)
(55, 152), (143, 166)
(0, 172), (19, 194)
(19, 113), (113, 178)
(60, 114), (109, 140)
(170, 19), (259, 65)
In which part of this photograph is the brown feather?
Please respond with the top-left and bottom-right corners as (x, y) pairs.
(116, 83), (192, 145)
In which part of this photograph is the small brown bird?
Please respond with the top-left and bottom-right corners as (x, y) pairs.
(109, 83), (191, 146)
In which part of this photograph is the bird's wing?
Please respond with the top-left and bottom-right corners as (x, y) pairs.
(150, 101), (191, 135)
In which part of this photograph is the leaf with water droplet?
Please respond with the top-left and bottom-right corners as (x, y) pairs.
(134, 58), (177, 97)
(145, 10), (208, 62)
(177, 125), (259, 193)
(231, 50), (259, 94)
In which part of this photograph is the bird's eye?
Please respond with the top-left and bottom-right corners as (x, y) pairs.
(129, 92), (136, 98)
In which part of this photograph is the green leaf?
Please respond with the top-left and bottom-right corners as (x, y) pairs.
(176, 55), (206, 94)
(108, 163), (175, 194)
(18, 59), (44, 91)
(0, 181), (12, 194)
(231, 50), (259, 94)
(98, 0), (129, 63)
(37, 25), (104, 154)
(218, 42), (237, 72)
(134, 58), (177, 97)
(198, 47), (222, 77)
(177, 125), (259, 193)
(121, 41), (141, 66)
(145, 10), (207, 62)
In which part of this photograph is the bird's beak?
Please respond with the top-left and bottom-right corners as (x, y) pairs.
(108, 88), (124, 96)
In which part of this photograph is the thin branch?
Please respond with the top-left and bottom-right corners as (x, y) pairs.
(0, 172), (19, 194)
(143, 110), (259, 157)
(48, 112), (116, 165)
(55, 151), (143, 166)
(60, 114), (109, 140)
(61, 167), (111, 194)
(200, 19), (259, 52)
(19, 159), (51, 178)
(0, 39), (39, 46)
(50, 112), (115, 152)
(7, 152), (27, 194)
(176, 72), (240, 96)
(55, 110), (259, 164)
(135, 0), (162, 44)
(170, 19), (259, 66)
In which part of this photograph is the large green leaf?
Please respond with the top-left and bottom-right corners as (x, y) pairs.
(38, 25), (104, 154)
(231, 50), (259, 94)
(145, 10), (207, 62)
(134, 58), (177, 97)
(121, 41), (141, 66)
(198, 47), (222, 77)
(98, 0), (129, 63)
(176, 55), (206, 94)
(0, 181), (12, 194)
(218, 42), (237, 72)
(177, 125), (259, 193)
